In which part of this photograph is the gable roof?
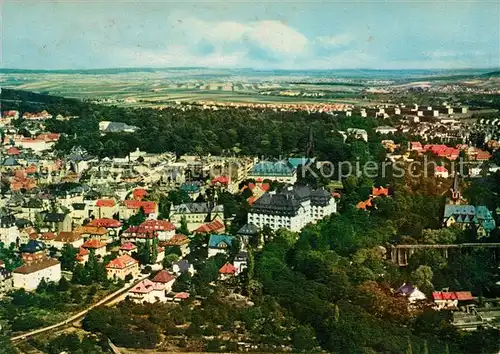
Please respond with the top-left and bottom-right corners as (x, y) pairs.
(237, 223), (260, 236)
(129, 279), (163, 294)
(88, 218), (122, 228)
(106, 254), (138, 269)
(120, 242), (137, 251)
(82, 238), (106, 249)
(195, 218), (225, 234)
(96, 199), (116, 207)
(163, 234), (190, 247)
(208, 234), (234, 249)
(55, 231), (82, 243)
(219, 263), (237, 274)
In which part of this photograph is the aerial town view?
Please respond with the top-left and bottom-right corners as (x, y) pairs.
(0, 1), (499, 353)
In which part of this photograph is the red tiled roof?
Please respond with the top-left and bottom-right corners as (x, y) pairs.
(122, 226), (158, 239)
(435, 166), (448, 173)
(119, 242), (137, 251)
(106, 254), (138, 269)
(96, 199), (115, 207)
(174, 292), (190, 299)
(40, 232), (56, 240)
(432, 291), (472, 301)
(372, 187), (389, 197)
(195, 219), (225, 234)
(123, 200), (157, 214)
(132, 188), (148, 200)
(7, 147), (20, 155)
(129, 279), (163, 294)
(219, 263), (237, 274)
(82, 239), (106, 249)
(212, 176), (229, 185)
(140, 219), (176, 231)
(88, 218), (122, 228)
(152, 270), (176, 283)
(163, 234), (190, 246)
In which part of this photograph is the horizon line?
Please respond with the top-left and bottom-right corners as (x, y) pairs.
(1, 66), (499, 73)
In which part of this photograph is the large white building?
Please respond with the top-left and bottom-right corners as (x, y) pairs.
(248, 185), (337, 232)
(12, 240), (61, 291)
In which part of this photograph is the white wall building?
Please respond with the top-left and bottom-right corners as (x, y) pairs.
(248, 186), (337, 232)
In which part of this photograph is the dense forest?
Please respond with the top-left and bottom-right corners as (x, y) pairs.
(2, 88), (403, 160)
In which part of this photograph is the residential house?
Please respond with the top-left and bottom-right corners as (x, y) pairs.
(81, 238), (108, 258)
(12, 240), (61, 291)
(73, 225), (110, 242)
(208, 234), (234, 258)
(95, 199), (118, 219)
(169, 202), (224, 231)
(396, 283), (427, 304)
(0, 260), (12, 296)
(119, 242), (137, 255)
(139, 219), (176, 241)
(435, 166), (449, 179)
(194, 215), (225, 234)
(18, 226), (38, 245)
(233, 251), (248, 275)
(128, 279), (165, 303)
(433, 291), (474, 310)
(172, 259), (195, 276)
(105, 254), (139, 280)
(121, 200), (158, 219)
(162, 234), (190, 256)
(237, 223), (260, 246)
(375, 126), (398, 135)
(121, 226), (158, 244)
(75, 247), (89, 264)
(219, 263), (237, 280)
(0, 213), (20, 247)
(151, 270), (176, 292)
(70, 203), (89, 225)
(53, 231), (84, 250)
(43, 212), (72, 233)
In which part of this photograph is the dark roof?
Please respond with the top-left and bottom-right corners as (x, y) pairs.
(44, 213), (67, 222)
(250, 185), (333, 216)
(0, 214), (16, 227)
(237, 223), (260, 236)
(23, 198), (44, 209)
(15, 218), (33, 228)
(72, 203), (87, 210)
(20, 240), (46, 253)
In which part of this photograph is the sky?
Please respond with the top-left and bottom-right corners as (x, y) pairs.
(2, 0), (499, 70)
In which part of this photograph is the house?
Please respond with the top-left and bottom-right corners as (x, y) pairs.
(169, 202), (224, 231)
(241, 182), (270, 205)
(105, 254), (139, 280)
(75, 247), (89, 264)
(237, 223), (260, 246)
(172, 259), (195, 276)
(43, 212), (72, 233)
(95, 199), (117, 219)
(39, 232), (57, 247)
(119, 242), (137, 255)
(139, 219), (176, 241)
(435, 166), (449, 179)
(433, 291), (474, 310)
(19, 226), (38, 245)
(0, 213), (20, 247)
(248, 185), (337, 232)
(443, 205), (496, 237)
(233, 252), (248, 275)
(219, 263), (237, 280)
(128, 279), (165, 303)
(396, 283), (427, 304)
(151, 270), (176, 292)
(194, 216), (225, 234)
(162, 234), (190, 256)
(208, 234), (234, 258)
(121, 226), (158, 243)
(12, 240), (61, 291)
(73, 225), (110, 242)
(81, 238), (108, 258)
(121, 200), (158, 219)
(70, 203), (88, 224)
(99, 121), (139, 134)
(53, 231), (84, 250)
(248, 160), (297, 184)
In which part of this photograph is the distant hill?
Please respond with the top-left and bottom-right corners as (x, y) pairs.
(482, 70), (500, 78)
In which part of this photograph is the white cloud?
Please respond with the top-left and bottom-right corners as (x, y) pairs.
(316, 34), (354, 47)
